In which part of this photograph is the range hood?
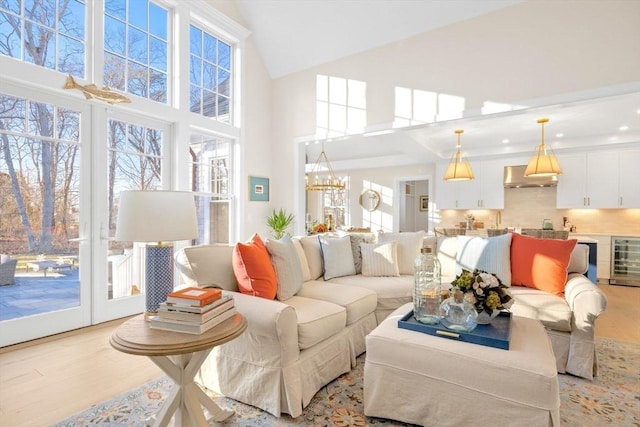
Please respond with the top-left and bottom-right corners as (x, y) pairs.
(503, 165), (558, 188)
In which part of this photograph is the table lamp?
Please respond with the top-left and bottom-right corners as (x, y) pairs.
(115, 190), (198, 319)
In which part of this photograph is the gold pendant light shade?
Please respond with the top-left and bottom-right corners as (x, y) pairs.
(524, 118), (562, 177)
(443, 129), (474, 181)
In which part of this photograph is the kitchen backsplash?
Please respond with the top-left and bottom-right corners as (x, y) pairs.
(438, 187), (640, 235)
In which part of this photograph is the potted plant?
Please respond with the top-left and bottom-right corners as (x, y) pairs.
(266, 209), (295, 239)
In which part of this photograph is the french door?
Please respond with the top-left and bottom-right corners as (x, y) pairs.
(0, 84), (92, 346)
(0, 83), (172, 346)
(92, 110), (172, 323)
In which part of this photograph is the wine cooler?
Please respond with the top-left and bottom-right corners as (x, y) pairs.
(610, 237), (640, 286)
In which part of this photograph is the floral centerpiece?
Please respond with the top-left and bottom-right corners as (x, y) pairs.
(451, 269), (514, 322)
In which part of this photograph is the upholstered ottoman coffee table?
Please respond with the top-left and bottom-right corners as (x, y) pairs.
(364, 303), (559, 426)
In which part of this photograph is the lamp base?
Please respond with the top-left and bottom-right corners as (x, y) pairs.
(145, 243), (174, 319)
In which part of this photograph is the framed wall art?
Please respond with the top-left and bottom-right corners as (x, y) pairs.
(419, 195), (429, 211)
(249, 176), (269, 201)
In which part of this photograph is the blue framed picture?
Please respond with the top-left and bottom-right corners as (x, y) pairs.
(249, 176), (269, 201)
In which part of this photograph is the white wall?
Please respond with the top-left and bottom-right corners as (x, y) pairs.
(270, 1), (640, 227)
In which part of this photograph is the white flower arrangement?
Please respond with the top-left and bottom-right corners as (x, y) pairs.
(451, 269), (514, 315)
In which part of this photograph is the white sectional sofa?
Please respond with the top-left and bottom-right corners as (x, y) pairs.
(174, 231), (606, 418)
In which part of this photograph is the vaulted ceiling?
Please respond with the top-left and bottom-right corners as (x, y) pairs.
(233, 1), (640, 169)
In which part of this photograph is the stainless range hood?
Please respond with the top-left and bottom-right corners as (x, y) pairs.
(504, 165), (558, 188)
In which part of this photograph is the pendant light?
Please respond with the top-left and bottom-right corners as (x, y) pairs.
(443, 129), (474, 181)
(524, 118), (562, 177)
(305, 142), (345, 191)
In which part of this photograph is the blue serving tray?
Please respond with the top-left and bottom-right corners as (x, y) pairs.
(398, 310), (512, 350)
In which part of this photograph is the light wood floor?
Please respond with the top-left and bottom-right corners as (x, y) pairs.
(0, 283), (638, 427)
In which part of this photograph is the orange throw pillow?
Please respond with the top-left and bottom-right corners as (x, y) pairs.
(232, 233), (277, 299)
(510, 233), (577, 295)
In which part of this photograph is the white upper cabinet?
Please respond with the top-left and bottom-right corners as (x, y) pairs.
(435, 160), (504, 210)
(618, 149), (640, 208)
(557, 149), (640, 208)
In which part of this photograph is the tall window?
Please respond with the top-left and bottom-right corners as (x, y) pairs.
(189, 134), (232, 244)
(189, 24), (232, 123)
(0, 0), (86, 77)
(104, 0), (169, 103)
(316, 75), (366, 137)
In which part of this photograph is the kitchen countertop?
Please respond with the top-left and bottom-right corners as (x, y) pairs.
(570, 233), (640, 238)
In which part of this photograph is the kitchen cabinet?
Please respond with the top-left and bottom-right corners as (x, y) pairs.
(571, 234), (611, 282)
(618, 149), (640, 207)
(435, 159), (504, 210)
(557, 149), (640, 208)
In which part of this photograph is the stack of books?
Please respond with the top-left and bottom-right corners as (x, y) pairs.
(149, 287), (236, 334)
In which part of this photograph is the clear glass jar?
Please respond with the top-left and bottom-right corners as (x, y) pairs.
(440, 286), (478, 332)
(413, 247), (441, 325)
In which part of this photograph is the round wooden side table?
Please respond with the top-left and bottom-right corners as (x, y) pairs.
(110, 313), (247, 426)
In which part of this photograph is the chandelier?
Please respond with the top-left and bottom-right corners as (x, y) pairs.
(443, 129), (474, 181)
(524, 118), (562, 177)
(305, 144), (345, 191)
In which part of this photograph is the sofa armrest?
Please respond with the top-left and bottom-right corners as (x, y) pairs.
(563, 273), (607, 379)
(222, 291), (300, 366)
(564, 273), (607, 328)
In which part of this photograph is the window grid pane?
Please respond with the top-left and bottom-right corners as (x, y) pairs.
(104, 0), (168, 105)
(0, 1), (86, 77)
(189, 23), (233, 123)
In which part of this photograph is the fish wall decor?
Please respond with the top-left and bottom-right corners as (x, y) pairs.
(63, 75), (131, 104)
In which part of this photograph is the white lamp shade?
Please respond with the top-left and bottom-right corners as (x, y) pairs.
(443, 151), (475, 181)
(524, 145), (563, 177)
(115, 191), (198, 242)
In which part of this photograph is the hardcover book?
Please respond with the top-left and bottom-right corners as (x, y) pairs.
(157, 298), (234, 323)
(166, 287), (222, 307)
(160, 294), (233, 314)
(150, 306), (237, 334)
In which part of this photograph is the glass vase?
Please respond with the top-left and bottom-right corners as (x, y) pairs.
(413, 247), (441, 325)
(440, 287), (478, 332)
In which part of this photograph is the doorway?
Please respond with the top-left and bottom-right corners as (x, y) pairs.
(398, 179), (430, 232)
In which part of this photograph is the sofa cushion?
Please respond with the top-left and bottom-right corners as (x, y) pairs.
(291, 238), (312, 281)
(436, 236), (458, 281)
(232, 233), (278, 299)
(509, 286), (572, 332)
(360, 242), (399, 277)
(266, 235), (304, 301)
(299, 236), (323, 280)
(511, 233), (577, 296)
(319, 235), (356, 280)
(329, 274), (413, 314)
(378, 231), (425, 275)
(567, 243), (588, 274)
(297, 281), (377, 325)
(283, 296), (347, 349)
(456, 233), (512, 285)
(349, 233), (376, 274)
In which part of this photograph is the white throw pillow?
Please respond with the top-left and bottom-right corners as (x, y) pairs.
(456, 233), (513, 285)
(299, 235), (324, 280)
(349, 233), (376, 274)
(360, 242), (400, 277)
(266, 235), (305, 300)
(378, 231), (425, 275)
(291, 238), (312, 281)
(319, 235), (356, 280)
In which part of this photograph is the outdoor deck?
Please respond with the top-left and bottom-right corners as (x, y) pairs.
(0, 269), (80, 321)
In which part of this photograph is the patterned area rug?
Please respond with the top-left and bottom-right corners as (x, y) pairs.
(53, 338), (639, 426)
